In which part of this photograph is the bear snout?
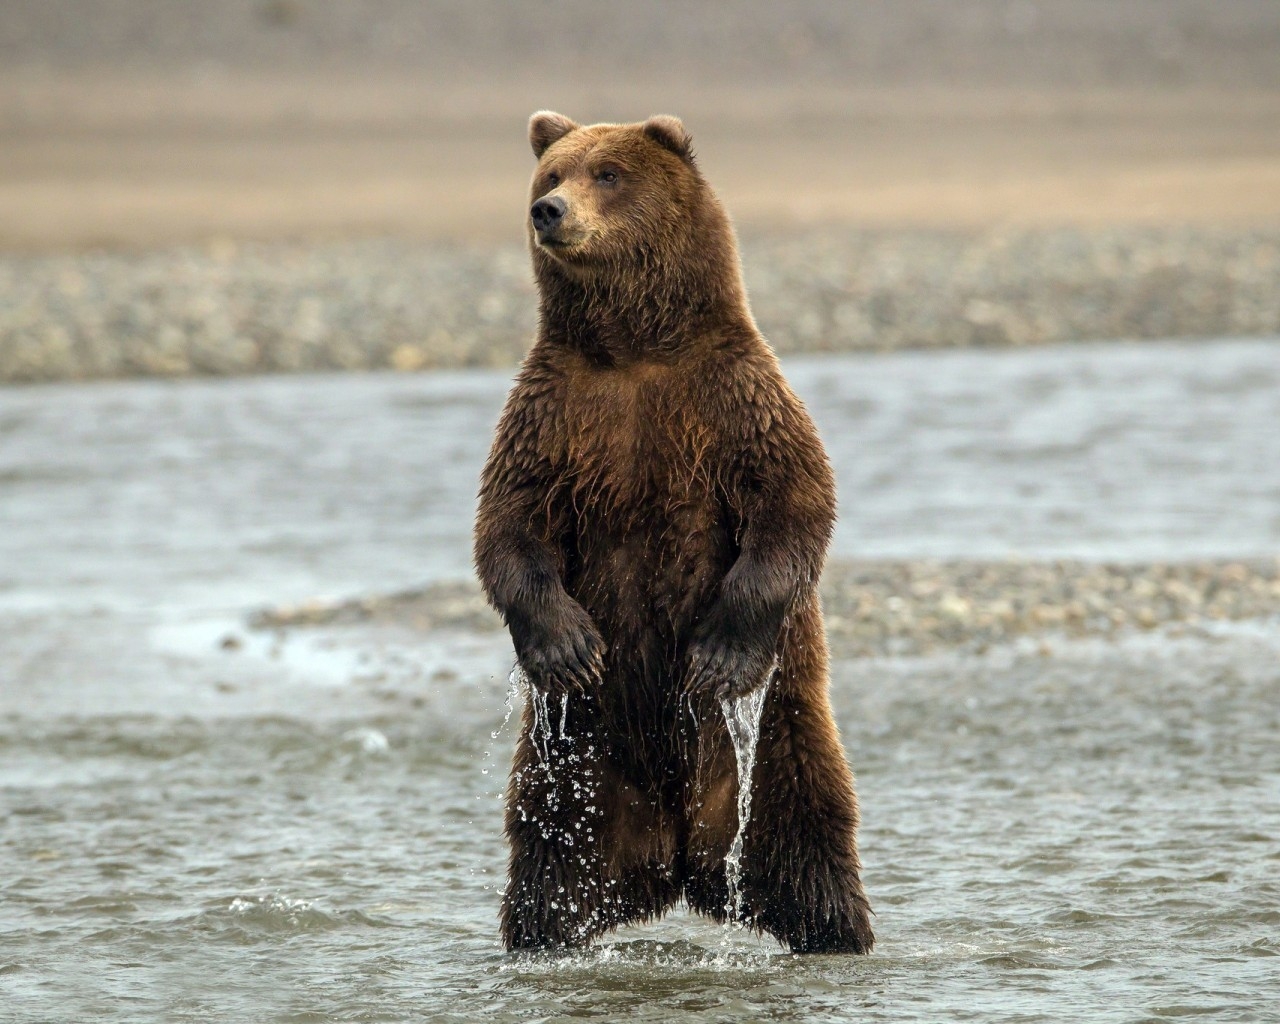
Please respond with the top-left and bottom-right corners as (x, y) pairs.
(531, 195), (568, 240)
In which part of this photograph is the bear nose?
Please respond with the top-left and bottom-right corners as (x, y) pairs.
(531, 195), (567, 234)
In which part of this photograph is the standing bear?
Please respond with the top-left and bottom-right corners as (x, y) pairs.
(474, 111), (874, 953)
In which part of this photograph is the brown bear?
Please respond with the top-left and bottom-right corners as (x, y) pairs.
(473, 111), (874, 954)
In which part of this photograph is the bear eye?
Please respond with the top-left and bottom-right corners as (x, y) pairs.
(546, 172), (560, 187)
(598, 170), (619, 185)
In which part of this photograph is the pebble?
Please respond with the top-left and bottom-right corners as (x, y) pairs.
(818, 558), (1280, 657)
(251, 558), (1280, 660)
(4, 227), (1280, 383)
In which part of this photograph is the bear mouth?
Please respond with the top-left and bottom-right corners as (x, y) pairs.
(535, 233), (593, 259)
(534, 222), (594, 249)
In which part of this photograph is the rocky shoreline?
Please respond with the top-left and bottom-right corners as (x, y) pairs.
(5, 226), (1280, 383)
(251, 557), (1280, 660)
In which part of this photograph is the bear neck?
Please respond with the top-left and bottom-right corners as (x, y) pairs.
(533, 226), (752, 365)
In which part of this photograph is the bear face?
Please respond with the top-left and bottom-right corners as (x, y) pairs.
(526, 111), (703, 278)
(522, 112), (746, 363)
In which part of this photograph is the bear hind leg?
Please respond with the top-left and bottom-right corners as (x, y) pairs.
(502, 742), (681, 950)
(682, 716), (875, 954)
(748, 767), (875, 954)
(758, 862), (875, 954)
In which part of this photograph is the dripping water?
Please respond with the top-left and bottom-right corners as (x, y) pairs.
(478, 667), (524, 784)
(491, 666), (526, 741)
(529, 680), (553, 763)
(718, 667), (774, 924)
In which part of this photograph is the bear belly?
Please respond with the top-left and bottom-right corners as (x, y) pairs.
(564, 497), (733, 781)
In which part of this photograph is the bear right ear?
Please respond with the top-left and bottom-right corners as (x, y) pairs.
(529, 111), (580, 158)
(643, 115), (695, 163)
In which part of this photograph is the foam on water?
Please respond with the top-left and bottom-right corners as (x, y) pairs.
(495, 938), (778, 976)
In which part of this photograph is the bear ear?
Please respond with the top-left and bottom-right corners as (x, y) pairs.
(643, 114), (694, 163)
(529, 111), (580, 158)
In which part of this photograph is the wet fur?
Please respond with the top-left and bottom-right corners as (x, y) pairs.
(474, 113), (873, 953)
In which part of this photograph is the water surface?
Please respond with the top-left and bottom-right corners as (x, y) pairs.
(2, 339), (1278, 1021)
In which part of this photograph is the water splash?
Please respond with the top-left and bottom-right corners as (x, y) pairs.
(480, 667), (526, 786)
(530, 684), (553, 763)
(491, 667), (526, 741)
(718, 668), (773, 925)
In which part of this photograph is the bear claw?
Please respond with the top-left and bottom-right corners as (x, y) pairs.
(684, 640), (773, 700)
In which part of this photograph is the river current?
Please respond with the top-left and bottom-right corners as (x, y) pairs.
(2, 338), (1278, 1022)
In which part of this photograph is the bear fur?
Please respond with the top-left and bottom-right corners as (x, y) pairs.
(473, 111), (874, 954)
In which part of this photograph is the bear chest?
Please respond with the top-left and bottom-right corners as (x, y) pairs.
(553, 369), (735, 624)
(557, 370), (721, 522)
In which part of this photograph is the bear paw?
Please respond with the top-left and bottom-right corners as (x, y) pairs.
(684, 636), (776, 700)
(512, 599), (605, 696)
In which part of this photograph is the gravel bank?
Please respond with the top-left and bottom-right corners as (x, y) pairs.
(251, 558), (1280, 660)
(4, 227), (1280, 383)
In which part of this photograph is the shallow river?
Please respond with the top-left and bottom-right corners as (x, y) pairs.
(2, 339), (1279, 1022)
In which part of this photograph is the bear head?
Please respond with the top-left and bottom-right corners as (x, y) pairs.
(526, 111), (717, 278)
(523, 111), (749, 357)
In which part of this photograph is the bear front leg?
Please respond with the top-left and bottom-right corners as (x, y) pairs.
(506, 589), (605, 697)
(684, 557), (792, 701)
(685, 596), (782, 701)
(476, 517), (605, 696)
(685, 460), (834, 701)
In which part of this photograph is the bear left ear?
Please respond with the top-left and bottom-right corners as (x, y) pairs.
(643, 115), (695, 163)
(529, 111), (580, 158)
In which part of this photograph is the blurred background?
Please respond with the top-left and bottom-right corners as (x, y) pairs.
(3, 6), (1280, 1022)
(3, 0), (1280, 376)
